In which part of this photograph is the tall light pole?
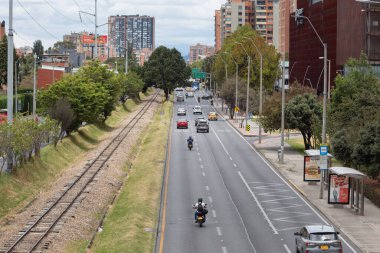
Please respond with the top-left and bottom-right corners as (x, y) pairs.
(223, 51), (239, 121)
(244, 36), (263, 143)
(280, 58), (286, 163)
(33, 54), (37, 119)
(94, 0), (98, 59)
(125, 42), (128, 74)
(7, 0), (14, 171)
(302, 65), (311, 87)
(295, 12), (328, 199)
(216, 53), (228, 110)
(235, 42), (251, 126)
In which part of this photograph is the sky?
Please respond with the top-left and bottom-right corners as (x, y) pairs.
(0, 0), (226, 56)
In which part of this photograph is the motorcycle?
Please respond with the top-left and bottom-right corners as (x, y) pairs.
(210, 100), (213, 106)
(196, 212), (205, 227)
(188, 142), (193, 150)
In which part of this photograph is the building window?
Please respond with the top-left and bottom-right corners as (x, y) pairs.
(238, 5), (242, 10)
(310, 0), (322, 4)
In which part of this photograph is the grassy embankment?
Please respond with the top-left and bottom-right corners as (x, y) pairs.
(88, 97), (172, 253)
(0, 94), (148, 221)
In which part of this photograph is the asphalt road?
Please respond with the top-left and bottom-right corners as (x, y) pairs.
(161, 90), (357, 253)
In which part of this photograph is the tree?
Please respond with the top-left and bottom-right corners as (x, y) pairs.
(286, 93), (322, 149)
(329, 54), (380, 171)
(38, 74), (109, 133)
(48, 98), (75, 145)
(213, 25), (280, 93)
(331, 129), (353, 166)
(123, 71), (144, 99)
(259, 82), (314, 133)
(352, 121), (380, 179)
(33, 40), (44, 61)
(76, 61), (122, 120)
(143, 46), (191, 100)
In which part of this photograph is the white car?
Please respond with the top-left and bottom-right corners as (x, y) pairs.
(177, 107), (186, 116)
(186, 92), (194, 97)
(175, 87), (184, 91)
(193, 106), (202, 115)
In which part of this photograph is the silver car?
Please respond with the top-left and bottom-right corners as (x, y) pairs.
(294, 225), (342, 252)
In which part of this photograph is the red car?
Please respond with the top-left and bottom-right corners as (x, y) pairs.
(0, 109), (7, 124)
(177, 119), (188, 129)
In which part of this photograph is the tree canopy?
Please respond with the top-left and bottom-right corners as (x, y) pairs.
(143, 46), (191, 100)
(33, 40), (44, 61)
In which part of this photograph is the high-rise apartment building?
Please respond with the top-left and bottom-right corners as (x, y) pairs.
(215, 0), (282, 50)
(218, 0), (255, 47)
(215, 10), (222, 51)
(189, 43), (215, 64)
(108, 14), (155, 62)
(277, 0), (297, 56)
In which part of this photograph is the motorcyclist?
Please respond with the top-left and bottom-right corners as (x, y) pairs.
(192, 198), (208, 223)
(210, 99), (213, 105)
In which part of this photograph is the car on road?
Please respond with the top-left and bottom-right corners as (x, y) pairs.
(196, 119), (209, 133)
(208, 112), (217, 121)
(177, 95), (185, 102)
(202, 94), (213, 100)
(186, 92), (194, 97)
(294, 225), (342, 253)
(176, 119), (188, 129)
(185, 87), (192, 92)
(177, 107), (186, 116)
(175, 87), (184, 91)
(195, 116), (205, 126)
(193, 105), (202, 115)
(0, 109), (7, 124)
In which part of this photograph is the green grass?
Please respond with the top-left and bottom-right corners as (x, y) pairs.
(90, 96), (172, 253)
(0, 96), (144, 221)
(286, 138), (305, 155)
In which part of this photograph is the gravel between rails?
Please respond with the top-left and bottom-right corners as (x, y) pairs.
(0, 91), (163, 252)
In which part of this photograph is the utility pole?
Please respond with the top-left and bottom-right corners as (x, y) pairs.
(125, 42), (128, 74)
(280, 59), (286, 163)
(33, 54), (37, 119)
(7, 0), (14, 171)
(94, 0), (98, 59)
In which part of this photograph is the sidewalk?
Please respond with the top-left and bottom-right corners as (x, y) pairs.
(213, 98), (380, 253)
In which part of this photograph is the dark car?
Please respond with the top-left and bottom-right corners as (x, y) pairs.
(195, 116), (205, 126)
(201, 94), (213, 100)
(196, 119), (209, 133)
(294, 225), (342, 253)
(176, 119), (188, 129)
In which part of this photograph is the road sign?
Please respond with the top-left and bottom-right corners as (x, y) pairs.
(234, 106), (239, 112)
(320, 155), (328, 170)
(246, 124), (250, 132)
(320, 145), (328, 156)
(193, 72), (207, 79)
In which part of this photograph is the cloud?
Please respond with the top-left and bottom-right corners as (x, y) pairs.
(0, 0), (225, 56)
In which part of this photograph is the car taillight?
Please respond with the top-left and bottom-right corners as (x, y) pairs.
(305, 242), (316, 247)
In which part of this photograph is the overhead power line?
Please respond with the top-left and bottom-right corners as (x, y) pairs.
(13, 30), (33, 46)
(17, 0), (60, 41)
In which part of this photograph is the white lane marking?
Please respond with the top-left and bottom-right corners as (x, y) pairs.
(212, 209), (217, 218)
(208, 196), (213, 203)
(211, 126), (229, 155)
(202, 172), (206, 177)
(229, 157), (233, 160)
(216, 226), (222, 236)
(197, 152), (200, 156)
(261, 196), (297, 203)
(205, 186), (209, 191)
(278, 226), (304, 232)
(225, 121), (357, 253)
(199, 157), (202, 162)
(208, 127), (257, 253)
(233, 163), (237, 167)
(238, 171), (278, 235)
(222, 246), (228, 253)
(196, 147), (199, 151)
(200, 164), (204, 169)
(283, 244), (291, 253)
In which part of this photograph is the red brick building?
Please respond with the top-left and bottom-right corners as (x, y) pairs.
(0, 21), (5, 39)
(289, 0), (365, 93)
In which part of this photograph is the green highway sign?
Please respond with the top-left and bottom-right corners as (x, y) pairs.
(193, 72), (207, 79)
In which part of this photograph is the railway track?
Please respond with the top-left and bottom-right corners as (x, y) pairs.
(0, 90), (161, 253)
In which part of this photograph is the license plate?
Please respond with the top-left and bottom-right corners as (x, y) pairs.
(197, 216), (202, 220)
(320, 245), (329, 250)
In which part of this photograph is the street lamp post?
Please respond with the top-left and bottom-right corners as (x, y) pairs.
(244, 36), (263, 143)
(216, 53), (228, 110)
(223, 52), (239, 121)
(235, 42), (251, 128)
(295, 13), (328, 199)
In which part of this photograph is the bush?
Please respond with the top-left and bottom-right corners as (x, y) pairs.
(363, 178), (380, 208)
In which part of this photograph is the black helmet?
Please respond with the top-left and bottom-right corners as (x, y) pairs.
(198, 198), (203, 203)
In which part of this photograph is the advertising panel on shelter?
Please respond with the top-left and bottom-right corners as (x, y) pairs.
(328, 174), (350, 204)
(303, 156), (320, 181)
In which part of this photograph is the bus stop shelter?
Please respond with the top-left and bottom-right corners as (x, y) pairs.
(329, 167), (366, 216)
(304, 149), (333, 186)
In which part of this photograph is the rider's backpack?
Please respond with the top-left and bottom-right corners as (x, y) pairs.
(197, 203), (204, 213)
